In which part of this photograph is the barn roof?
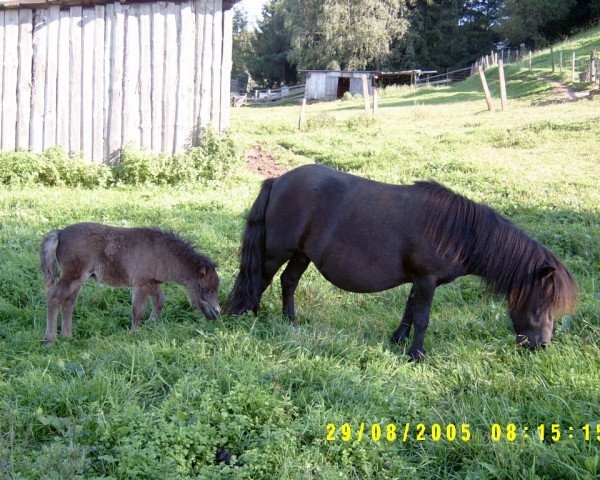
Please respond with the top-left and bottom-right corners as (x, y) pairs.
(0, 0), (241, 9)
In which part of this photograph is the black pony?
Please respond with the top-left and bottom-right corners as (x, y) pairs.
(224, 164), (578, 361)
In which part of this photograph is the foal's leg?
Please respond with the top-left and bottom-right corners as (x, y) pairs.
(61, 286), (81, 339)
(280, 253), (311, 326)
(390, 287), (415, 343)
(45, 275), (84, 346)
(131, 286), (150, 331)
(149, 285), (165, 321)
(407, 276), (436, 362)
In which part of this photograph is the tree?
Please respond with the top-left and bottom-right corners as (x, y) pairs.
(284, 0), (409, 70)
(495, 0), (576, 48)
(231, 7), (254, 79)
(249, 1), (297, 86)
(386, 0), (501, 71)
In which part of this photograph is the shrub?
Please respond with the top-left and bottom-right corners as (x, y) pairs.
(345, 114), (377, 130)
(305, 112), (337, 130)
(113, 127), (239, 186)
(0, 146), (111, 188)
(0, 127), (239, 188)
(112, 147), (166, 185)
(0, 150), (42, 185)
(189, 126), (239, 181)
(341, 91), (354, 101)
(42, 146), (112, 188)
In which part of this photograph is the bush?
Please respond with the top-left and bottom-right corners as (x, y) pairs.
(113, 127), (239, 186)
(341, 92), (354, 101)
(305, 112), (337, 130)
(0, 127), (239, 188)
(0, 146), (111, 188)
(189, 126), (239, 181)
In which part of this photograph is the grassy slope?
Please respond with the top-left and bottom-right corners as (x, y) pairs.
(1, 55), (600, 479)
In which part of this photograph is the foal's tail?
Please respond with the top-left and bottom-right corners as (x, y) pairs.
(40, 230), (60, 288)
(224, 178), (275, 315)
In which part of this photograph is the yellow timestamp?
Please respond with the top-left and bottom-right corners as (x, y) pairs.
(326, 423), (600, 442)
(326, 423), (472, 442)
(490, 423), (600, 442)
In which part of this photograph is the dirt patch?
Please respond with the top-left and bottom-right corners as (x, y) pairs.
(246, 144), (289, 178)
(533, 75), (590, 105)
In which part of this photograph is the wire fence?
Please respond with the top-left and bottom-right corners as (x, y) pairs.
(471, 47), (599, 88)
(415, 67), (472, 87)
(236, 84), (306, 107)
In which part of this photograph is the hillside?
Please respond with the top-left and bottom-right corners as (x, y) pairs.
(1, 31), (600, 478)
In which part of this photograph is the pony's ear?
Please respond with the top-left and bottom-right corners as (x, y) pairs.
(199, 266), (206, 277)
(538, 265), (555, 279)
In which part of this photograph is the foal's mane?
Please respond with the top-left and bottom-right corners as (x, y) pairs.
(415, 181), (578, 315)
(148, 228), (217, 273)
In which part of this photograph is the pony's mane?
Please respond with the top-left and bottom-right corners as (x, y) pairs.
(415, 181), (578, 315)
(147, 228), (217, 273)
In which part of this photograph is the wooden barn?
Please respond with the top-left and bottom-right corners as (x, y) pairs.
(302, 69), (428, 101)
(0, 0), (240, 163)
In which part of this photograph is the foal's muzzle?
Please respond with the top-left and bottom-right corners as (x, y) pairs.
(202, 304), (221, 320)
(516, 335), (549, 350)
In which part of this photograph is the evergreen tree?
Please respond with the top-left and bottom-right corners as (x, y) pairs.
(231, 7), (254, 79)
(386, 0), (500, 71)
(249, 1), (297, 86)
(495, 0), (577, 48)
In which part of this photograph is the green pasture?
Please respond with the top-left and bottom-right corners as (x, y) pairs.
(1, 49), (600, 478)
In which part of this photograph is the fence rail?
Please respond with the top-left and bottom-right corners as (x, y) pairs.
(470, 46), (600, 89)
(246, 84), (306, 105)
(416, 66), (472, 87)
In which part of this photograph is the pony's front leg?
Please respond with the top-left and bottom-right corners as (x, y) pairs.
(390, 286), (415, 343)
(131, 286), (150, 331)
(280, 253), (310, 326)
(407, 277), (436, 362)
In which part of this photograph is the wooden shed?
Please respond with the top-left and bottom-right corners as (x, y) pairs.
(302, 69), (428, 101)
(0, 0), (240, 163)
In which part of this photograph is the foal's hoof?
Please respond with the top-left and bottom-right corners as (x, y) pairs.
(408, 349), (426, 362)
(390, 332), (408, 344)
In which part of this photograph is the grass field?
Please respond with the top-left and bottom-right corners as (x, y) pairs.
(1, 49), (600, 478)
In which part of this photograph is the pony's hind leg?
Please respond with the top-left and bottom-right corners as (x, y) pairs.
(280, 253), (311, 325)
(131, 286), (150, 331)
(149, 285), (165, 321)
(390, 287), (415, 343)
(61, 286), (81, 339)
(45, 275), (84, 346)
(252, 256), (288, 314)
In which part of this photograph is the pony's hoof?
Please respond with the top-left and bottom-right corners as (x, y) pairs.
(408, 349), (426, 362)
(43, 338), (56, 348)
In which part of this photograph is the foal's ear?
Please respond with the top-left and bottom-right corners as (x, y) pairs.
(538, 265), (555, 279)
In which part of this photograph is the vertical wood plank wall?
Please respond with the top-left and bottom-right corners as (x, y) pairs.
(0, 0), (231, 163)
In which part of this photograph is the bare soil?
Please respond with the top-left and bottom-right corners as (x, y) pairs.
(245, 144), (289, 178)
(540, 75), (590, 102)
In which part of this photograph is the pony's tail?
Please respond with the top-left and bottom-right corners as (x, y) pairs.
(40, 230), (60, 288)
(224, 178), (275, 315)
